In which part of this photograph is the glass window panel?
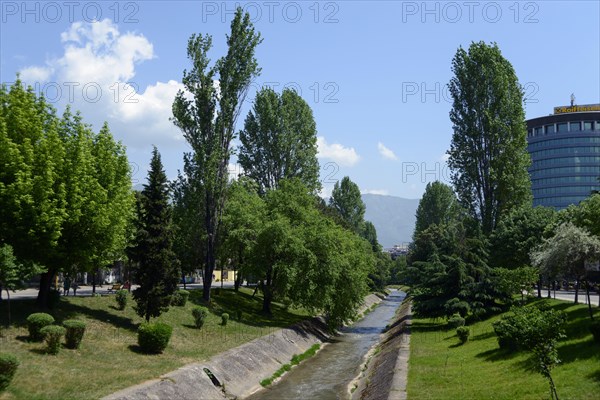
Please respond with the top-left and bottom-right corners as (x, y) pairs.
(557, 123), (568, 132)
(570, 122), (581, 131)
(545, 125), (555, 134)
(584, 121), (593, 131)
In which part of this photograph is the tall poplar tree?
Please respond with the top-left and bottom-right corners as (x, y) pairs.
(131, 147), (180, 321)
(239, 87), (320, 194)
(447, 41), (532, 234)
(329, 176), (365, 232)
(172, 8), (262, 302)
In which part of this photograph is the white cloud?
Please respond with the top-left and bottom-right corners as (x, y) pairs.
(18, 19), (181, 148)
(317, 136), (360, 167)
(378, 142), (398, 160)
(20, 66), (53, 82)
(362, 189), (389, 196)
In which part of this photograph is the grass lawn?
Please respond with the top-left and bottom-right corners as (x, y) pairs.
(0, 287), (309, 400)
(407, 298), (600, 400)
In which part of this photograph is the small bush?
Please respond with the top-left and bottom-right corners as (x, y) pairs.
(590, 320), (600, 343)
(0, 354), (19, 391)
(171, 290), (190, 306)
(40, 325), (66, 355)
(447, 313), (465, 329)
(221, 313), (229, 326)
(236, 309), (243, 321)
(192, 307), (209, 329)
(26, 313), (55, 341)
(115, 290), (128, 310)
(63, 320), (86, 349)
(457, 326), (470, 344)
(137, 322), (173, 354)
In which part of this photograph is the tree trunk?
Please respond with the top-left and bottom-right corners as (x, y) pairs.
(574, 279), (579, 304)
(182, 273), (187, 290)
(262, 268), (273, 315)
(537, 276), (542, 298)
(37, 269), (57, 309)
(92, 269), (97, 295)
(5, 288), (11, 327)
(585, 280), (594, 320)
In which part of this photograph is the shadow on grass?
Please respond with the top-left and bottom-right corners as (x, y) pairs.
(586, 369), (600, 382)
(189, 289), (307, 329)
(558, 338), (600, 364)
(475, 347), (521, 362)
(28, 348), (48, 355)
(127, 344), (162, 355)
(471, 331), (495, 341)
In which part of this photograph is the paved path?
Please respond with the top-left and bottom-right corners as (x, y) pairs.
(543, 289), (600, 306)
(1, 281), (235, 300)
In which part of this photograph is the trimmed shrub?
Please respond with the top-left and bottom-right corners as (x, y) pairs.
(115, 290), (128, 310)
(590, 320), (600, 343)
(63, 320), (86, 349)
(221, 313), (229, 326)
(457, 326), (470, 344)
(172, 290), (190, 306)
(0, 353), (19, 392)
(447, 313), (465, 329)
(40, 325), (66, 355)
(192, 307), (209, 329)
(236, 309), (243, 321)
(26, 313), (55, 341)
(137, 323), (173, 354)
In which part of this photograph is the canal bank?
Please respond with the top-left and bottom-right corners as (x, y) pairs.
(247, 290), (406, 400)
(352, 298), (412, 400)
(103, 293), (384, 400)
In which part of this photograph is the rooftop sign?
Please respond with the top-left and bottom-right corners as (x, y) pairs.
(554, 104), (600, 114)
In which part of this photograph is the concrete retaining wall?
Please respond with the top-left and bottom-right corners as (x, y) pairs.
(104, 293), (382, 400)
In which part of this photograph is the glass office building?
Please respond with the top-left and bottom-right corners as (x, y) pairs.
(527, 105), (600, 209)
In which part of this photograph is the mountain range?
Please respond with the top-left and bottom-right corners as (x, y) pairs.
(362, 194), (419, 248)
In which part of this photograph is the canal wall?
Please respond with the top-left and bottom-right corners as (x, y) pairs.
(103, 293), (382, 400)
(351, 297), (412, 400)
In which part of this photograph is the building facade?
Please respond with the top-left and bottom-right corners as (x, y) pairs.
(526, 105), (600, 209)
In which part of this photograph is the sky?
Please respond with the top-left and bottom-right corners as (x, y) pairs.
(1, 0), (599, 199)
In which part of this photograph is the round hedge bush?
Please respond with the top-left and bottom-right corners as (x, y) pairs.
(0, 353), (19, 392)
(192, 307), (208, 329)
(137, 322), (173, 354)
(172, 290), (190, 306)
(26, 313), (55, 341)
(221, 313), (229, 326)
(457, 326), (470, 344)
(40, 325), (66, 355)
(115, 290), (128, 310)
(63, 320), (86, 349)
(447, 313), (465, 329)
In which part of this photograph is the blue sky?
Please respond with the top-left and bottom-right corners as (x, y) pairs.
(2, 1), (599, 198)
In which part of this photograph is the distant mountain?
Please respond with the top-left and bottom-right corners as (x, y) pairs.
(362, 194), (419, 248)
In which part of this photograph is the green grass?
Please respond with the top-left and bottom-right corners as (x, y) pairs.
(260, 343), (321, 387)
(0, 287), (309, 400)
(407, 298), (600, 400)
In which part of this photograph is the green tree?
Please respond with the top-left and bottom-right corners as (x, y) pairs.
(0, 80), (67, 308)
(248, 179), (374, 325)
(329, 176), (365, 232)
(220, 177), (265, 291)
(447, 41), (532, 234)
(413, 181), (460, 239)
(567, 193), (600, 237)
(172, 8), (262, 302)
(171, 153), (205, 288)
(239, 87), (320, 194)
(531, 222), (600, 317)
(131, 147), (180, 321)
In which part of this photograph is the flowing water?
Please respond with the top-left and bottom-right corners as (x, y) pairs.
(247, 290), (405, 400)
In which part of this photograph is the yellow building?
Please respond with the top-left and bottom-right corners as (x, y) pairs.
(212, 270), (237, 282)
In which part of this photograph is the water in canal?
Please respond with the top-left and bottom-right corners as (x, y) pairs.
(247, 289), (405, 400)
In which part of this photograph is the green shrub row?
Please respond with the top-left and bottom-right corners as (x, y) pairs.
(171, 290), (190, 306)
(137, 322), (173, 354)
(26, 313), (87, 354)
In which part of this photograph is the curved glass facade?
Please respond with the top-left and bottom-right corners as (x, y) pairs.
(527, 111), (600, 209)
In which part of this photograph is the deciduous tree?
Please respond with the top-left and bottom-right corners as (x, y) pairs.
(172, 8), (262, 302)
(447, 41), (532, 234)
